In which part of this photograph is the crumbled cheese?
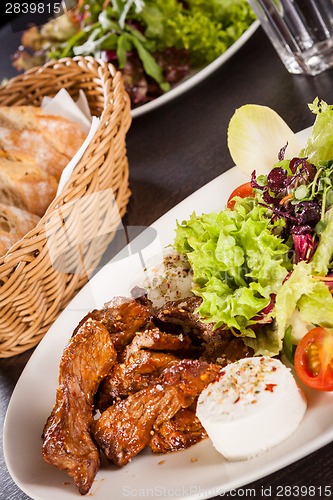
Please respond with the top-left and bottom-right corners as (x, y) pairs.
(139, 248), (193, 307)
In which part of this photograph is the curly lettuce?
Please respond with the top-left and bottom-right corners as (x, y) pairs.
(174, 197), (292, 342)
(141, 0), (256, 67)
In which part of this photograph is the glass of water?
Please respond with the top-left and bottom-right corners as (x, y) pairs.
(247, 0), (333, 76)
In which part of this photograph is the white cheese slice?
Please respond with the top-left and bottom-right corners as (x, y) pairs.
(196, 356), (307, 460)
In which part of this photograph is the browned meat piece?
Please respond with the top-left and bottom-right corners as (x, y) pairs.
(202, 334), (255, 365)
(96, 350), (178, 411)
(155, 296), (224, 342)
(73, 296), (154, 352)
(155, 296), (254, 365)
(96, 328), (196, 411)
(150, 403), (207, 453)
(42, 319), (116, 496)
(92, 359), (221, 467)
(122, 327), (194, 362)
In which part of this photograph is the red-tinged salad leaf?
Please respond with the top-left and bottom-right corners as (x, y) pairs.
(249, 125), (333, 267)
(291, 233), (316, 264)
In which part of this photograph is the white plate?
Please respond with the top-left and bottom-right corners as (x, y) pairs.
(131, 21), (260, 119)
(4, 127), (333, 500)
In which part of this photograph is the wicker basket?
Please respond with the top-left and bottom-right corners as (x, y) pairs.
(0, 56), (132, 357)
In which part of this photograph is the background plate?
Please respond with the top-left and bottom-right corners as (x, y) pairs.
(131, 21), (260, 118)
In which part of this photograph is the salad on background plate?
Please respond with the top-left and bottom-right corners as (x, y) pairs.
(12, 0), (257, 115)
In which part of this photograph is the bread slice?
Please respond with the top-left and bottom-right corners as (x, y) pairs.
(0, 106), (86, 179)
(0, 157), (58, 216)
(36, 114), (87, 159)
(0, 202), (40, 256)
(0, 105), (42, 129)
(0, 127), (69, 181)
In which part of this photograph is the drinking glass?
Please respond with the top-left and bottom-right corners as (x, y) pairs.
(247, 0), (333, 75)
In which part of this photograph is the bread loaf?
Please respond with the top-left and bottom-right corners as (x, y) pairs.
(0, 105), (88, 256)
(0, 203), (40, 256)
(0, 156), (58, 217)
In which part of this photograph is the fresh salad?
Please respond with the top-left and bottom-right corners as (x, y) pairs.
(12, 0), (256, 108)
(172, 98), (333, 392)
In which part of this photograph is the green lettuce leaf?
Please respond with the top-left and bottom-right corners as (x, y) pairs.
(243, 323), (282, 357)
(275, 260), (333, 345)
(311, 206), (333, 275)
(300, 98), (333, 165)
(275, 261), (314, 342)
(297, 281), (333, 327)
(174, 197), (291, 338)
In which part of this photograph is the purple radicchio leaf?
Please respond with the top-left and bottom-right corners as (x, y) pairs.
(292, 233), (316, 263)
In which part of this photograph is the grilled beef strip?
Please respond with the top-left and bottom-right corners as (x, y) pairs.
(92, 359), (222, 467)
(96, 328), (195, 410)
(154, 296), (211, 339)
(121, 327), (195, 362)
(155, 296), (254, 365)
(42, 319), (116, 496)
(149, 403), (207, 453)
(96, 350), (179, 411)
(73, 296), (154, 353)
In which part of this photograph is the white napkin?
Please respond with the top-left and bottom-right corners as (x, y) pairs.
(41, 88), (101, 196)
(42, 88), (92, 133)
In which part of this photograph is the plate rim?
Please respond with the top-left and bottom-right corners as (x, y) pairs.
(130, 20), (260, 119)
(4, 126), (333, 500)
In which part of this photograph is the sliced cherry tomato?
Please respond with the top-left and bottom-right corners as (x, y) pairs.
(227, 182), (254, 209)
(294, 327), (333, 391)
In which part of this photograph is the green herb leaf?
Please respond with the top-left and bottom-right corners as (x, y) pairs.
(283, 325), (295, 364)
(126, 33), (170, 90)
(117, 34), (132, 68)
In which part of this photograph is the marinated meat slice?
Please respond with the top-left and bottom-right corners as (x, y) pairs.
(202, 334), (255, 365)
(155, 296), (254, 364)
(96, 328), (195, 410)
(92, 359), (221, 467)
(96, 350), (178, 411)
(150, 403), (207, 453)
(122, 327), (194, 362)
(155, 296), (222, 342)
(42, 319), (116, 496)
(73, 296), (153, 352)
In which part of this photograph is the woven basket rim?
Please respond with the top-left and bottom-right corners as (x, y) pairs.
(0, 55), (132, 357)
(0, 56), (130, 262)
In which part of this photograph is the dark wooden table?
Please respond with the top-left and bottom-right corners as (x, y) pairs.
(0, 19), (333, 500)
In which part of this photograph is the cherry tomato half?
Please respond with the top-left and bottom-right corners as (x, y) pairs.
(227, 182), (254, 209)
(294, 327), (333, 391)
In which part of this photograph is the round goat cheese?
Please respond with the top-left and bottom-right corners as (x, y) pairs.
(196, 356), (307, 461)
